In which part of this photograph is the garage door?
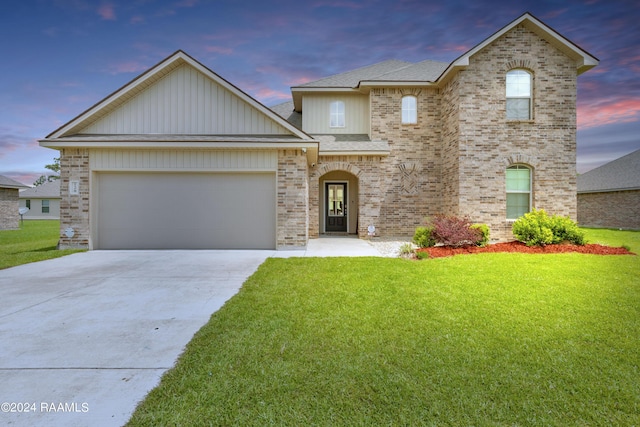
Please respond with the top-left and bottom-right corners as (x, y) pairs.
(96, 172), (276, 249)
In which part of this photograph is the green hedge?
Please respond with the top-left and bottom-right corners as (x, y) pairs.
(512, 209), (585, 247)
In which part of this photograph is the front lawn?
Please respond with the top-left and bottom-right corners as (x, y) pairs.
(127, 230), (639, 426)
(0, 220), (84, 269)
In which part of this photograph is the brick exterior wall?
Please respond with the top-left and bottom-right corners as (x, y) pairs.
(369, 87), (443, 236)
(309, 24), (580, 243)
(277, 149), (309, 248)
(0, 188), (20, 230)
(578, 191), (640, 229)
(451, 24), (578, 241)
(58, 148), (90, 249)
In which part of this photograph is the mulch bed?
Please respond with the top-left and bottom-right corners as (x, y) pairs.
(417, 241), (635, 258)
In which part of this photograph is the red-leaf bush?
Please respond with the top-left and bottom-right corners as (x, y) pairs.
(431, 215), (482, 248)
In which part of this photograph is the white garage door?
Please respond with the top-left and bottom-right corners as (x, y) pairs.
(96, 172), (276, 249)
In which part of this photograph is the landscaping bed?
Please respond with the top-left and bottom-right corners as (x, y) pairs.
(418, 241), (634, 258)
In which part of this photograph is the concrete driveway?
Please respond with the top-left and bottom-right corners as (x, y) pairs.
(0, 250), (271, 427)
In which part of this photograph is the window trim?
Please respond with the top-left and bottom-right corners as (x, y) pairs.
(401, 95), (417, 124)
(506, 69), (532, 121)
(506, 164), (532, 220)
(41, 199), (50, 214)
(329, 100), (345, 128)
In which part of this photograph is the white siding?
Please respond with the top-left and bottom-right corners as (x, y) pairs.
(80, 64), (289, 135)
(90, 149), (278, 171)
(18, 199), (61, 220)
(302, 94), (369, 134)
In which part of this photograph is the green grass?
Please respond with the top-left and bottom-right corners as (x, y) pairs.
(0, 220), (84, 269)
(127, 230), (639, 426)
(583, 227), (640, 253)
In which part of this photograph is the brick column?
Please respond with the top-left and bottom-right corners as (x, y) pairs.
(0, 188), (20, 230)
(59, 149), (90, 249)
(277, 149), (308, 248)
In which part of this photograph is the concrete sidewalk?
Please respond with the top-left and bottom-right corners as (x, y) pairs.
(276, 236), (383, 257)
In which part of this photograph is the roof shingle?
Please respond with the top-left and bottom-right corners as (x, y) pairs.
(19, 179), (61, 198)
(0, 175), (28, 189)
(577, 148), (640, 192)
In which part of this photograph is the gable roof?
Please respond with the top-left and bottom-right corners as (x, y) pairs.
(19, 179), (61, 198)
(291, 12), (598, 111)
(44, 50), (312, 142)
(0, 175), (28, 190)
(578, 149), (640, 193)
(438, 12), (599, 84)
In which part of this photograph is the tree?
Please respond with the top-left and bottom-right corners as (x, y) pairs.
(33, 157), (60, 186)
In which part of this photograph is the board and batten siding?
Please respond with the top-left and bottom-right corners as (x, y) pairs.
(90, 149), (278, 171)
(80, 64), (289, 135)
(302, 94), (370, 134)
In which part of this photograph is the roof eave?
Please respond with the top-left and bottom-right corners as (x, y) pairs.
(357, 80), (436, 89)
(578, 186), (640, 194)
(319, 150), (390, 157)
(290, 87), (362, 112)
(40, 138), (319, 165)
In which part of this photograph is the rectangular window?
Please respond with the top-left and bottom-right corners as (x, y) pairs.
(506, 165), (531, 219)
(402, 96), (417, 124)
(42, 199), (50, 214)
(330, 101), (345, 128)
(26, 199), (31, 209)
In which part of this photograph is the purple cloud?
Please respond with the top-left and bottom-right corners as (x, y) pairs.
(97, 3), (116, 20)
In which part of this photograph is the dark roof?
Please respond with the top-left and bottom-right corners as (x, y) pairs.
(577, 148), (640, 193)
(0, 175), (29, 189)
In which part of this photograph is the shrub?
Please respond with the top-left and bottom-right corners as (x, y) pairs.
(471, 224), (490, 247)
(512, 209), (585, 246)
(413, 226), (436, 248)
(548, 215), (586, 245)
(512, 209), (554, 246)
(431, 215), (481, 248)
(415, 250), (430, 260)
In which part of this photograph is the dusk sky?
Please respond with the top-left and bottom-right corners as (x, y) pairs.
(1, 0), (638, 185)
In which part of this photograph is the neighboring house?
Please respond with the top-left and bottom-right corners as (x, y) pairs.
(577, 149), (640, 229)
(0, 175), (29, 230)
(19, 180), (62, 220)
(41, 12), (598, 250)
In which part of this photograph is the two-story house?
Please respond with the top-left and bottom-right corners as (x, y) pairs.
(41, 12), (597, 249)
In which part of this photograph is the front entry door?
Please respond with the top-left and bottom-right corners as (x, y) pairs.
(326, 183), (347, 232)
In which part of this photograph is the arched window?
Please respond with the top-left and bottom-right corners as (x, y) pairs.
(506, 164), (531, 219)
(330, 100), (345, 128)
(402, 95), (417, 124)
(506, 70), (532, 120)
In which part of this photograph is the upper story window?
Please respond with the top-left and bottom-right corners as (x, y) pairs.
(506, 70), (532, 120)
(330, 101), (345, 128)
(506, 165), (531, 219)
(401, 96), (417, 124)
